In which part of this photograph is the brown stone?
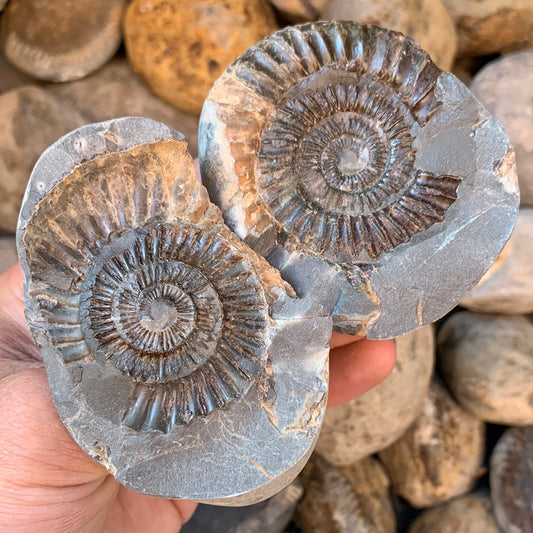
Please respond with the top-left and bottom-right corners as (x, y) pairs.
(438, 312), (533, 426)
(461, 208), (533, 314)
(471, 51), (533, 205)
(268, 0), (333, 22)
(1, 0), (125, 82)
(0, 44), (34, 94)
(315, 325), (434, 465)
(490, 426), (533, 533)
(47, 57), (200, 157)
(295, 455), (396, 533)
(408, 493), (499, 533)
(378, 379), (485, 508)
(124, 0), (278, 115)
(323, 0), (457, 70)
(442, 0), (533, 56)
(0, 86), (85, 233)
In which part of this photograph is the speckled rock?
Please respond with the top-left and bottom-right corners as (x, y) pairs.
(471, 51), (533, 205)
(378, 380), (485, 508)
(294, 455), (396, 533)
(461, 208), (533, 314)
(491, 426), (533, 533)
(315, 325), (434, 465)
(323, 0), (457, 70)
(199, 21), (519, 339)
(0, 237), (17, 274)
(442, 0), (533, 56)
(124, 0), (278, 115)
(17, 117), (332, 504)
(408, 493), (499, 533)
(182, 480), (303, 533)
(47, 57), (200, 157)
(1, 0), (126, 82)
(438, 312), (533, 426)
(268, 0), (333, 21)
(0, 86), (86, 234)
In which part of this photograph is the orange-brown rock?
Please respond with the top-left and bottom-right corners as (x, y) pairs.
(408, 493), (499, 533)
(442, 0), (533, 56)
(295, 455), (396, 533)
(378, 380), (485, 508)
(323, 0), (457, 70)
(1, 0), (125, 82)
(269, 0), (333, 22)
(124, 0), (278, 114)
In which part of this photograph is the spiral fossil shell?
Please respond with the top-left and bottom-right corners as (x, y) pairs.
(199, 21), (519, 338)
(17, 117), (331, 502)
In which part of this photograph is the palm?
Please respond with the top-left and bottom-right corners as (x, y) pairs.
(0, 264), (395, 532)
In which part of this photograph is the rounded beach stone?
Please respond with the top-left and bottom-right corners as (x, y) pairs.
(124, 0), (278, 115)
(408, 493), (499, 533)
(471, 51), (533, 205)
(438, 312), (533, 426)
(268, 0), (333, 22)
(199, 21), (519, 338)
(0, 237), (17, 274)
(442, 0), (533, 56)
(378, 379), (485, 508)
(461, 208), (533, 314)
(490, 426), (533, 533)
(323, 0), (457, 71)
(315, 325), (434, 465)
(294, 455), (396, 533)
(1, 0), (125, 82)
(46, 57), (200, 157)
(0, 86), (86, 234)
(17, 117), (332, 504)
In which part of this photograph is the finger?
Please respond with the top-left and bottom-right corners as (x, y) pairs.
(0, 263), (26, 328)
(327, 338), (396, 408)
(329, 332), (364, 349)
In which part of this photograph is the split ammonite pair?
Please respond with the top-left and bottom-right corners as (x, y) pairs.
(17, 22), (518, 504)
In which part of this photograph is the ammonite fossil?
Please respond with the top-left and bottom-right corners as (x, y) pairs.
(199, 21), (519, 338)
(17, 117), (332, 504)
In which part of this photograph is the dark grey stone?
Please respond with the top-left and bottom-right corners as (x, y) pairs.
(198, 21), (519, 339)
(17, 117), (332, 505)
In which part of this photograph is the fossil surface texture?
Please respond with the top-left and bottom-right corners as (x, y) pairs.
(17, 117), (332, 505)
(199, 21), (519, 338)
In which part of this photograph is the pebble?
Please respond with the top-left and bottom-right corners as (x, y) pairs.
(442, 0), (533, 56)
(490, 426), (533, 533)
(378, 379), (485, 508)
(323, 0), (457, 70)
(0, 86), (86, 234)
(294, 455), (396, 533)
(471, 51), (533, 205)
(124, 0), (278, 114)
(461, 208), (533, 314)
(315, 325), (434, 465)
(47, 57), (200, 157)
(408, 493), (499, 533)
(268, 0), (332, 21)
(1, 0), (125, 82)
(438, 312), (533, 426)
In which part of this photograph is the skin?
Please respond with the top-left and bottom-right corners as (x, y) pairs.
(0, 263), (395, 532)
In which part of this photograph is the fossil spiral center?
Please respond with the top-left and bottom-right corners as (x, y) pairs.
(335, 144), (370, 175)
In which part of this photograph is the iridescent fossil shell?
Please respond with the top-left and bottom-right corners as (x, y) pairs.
(17, 117), (331, 504)
(199, 21), (519, 338)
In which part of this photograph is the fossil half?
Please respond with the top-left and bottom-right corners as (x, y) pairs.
(199, 21), (520, 338)
(17, 117), (332, 504)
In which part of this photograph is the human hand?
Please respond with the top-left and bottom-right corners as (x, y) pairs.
(0, 262), (395, 532)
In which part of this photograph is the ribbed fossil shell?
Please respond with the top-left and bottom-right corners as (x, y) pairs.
(199, 21), (519, 338)
(18, 117), (331, 503)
